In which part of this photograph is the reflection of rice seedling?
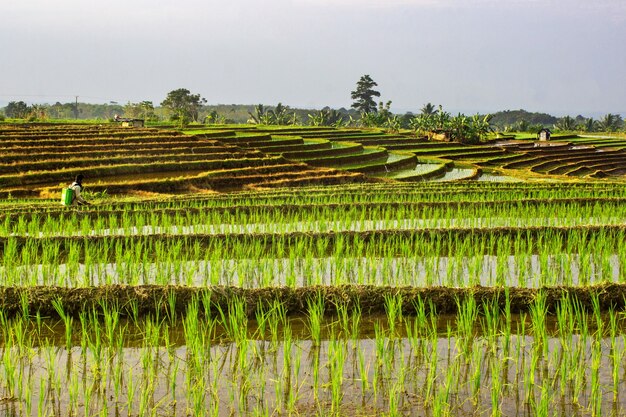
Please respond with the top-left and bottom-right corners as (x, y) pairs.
(3, 157), (626, 415)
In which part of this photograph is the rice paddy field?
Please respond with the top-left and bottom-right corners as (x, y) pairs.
(1, 124), (626, 416)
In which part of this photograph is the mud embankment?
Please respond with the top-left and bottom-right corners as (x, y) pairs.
(1, 283), (625, 319)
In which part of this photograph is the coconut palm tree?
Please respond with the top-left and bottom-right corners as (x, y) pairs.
(420, 103), (437, 116)
(516, 120), (530, 132)
(554, 115), (576, 132)
(597, 113), (623, 132)
(270, 103), (298, 125)
(576, 118), (598, 132)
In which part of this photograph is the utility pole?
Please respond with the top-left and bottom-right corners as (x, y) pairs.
(75, 96), (78, 119)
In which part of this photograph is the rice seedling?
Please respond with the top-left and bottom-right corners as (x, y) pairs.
(2, 161), (626, 415)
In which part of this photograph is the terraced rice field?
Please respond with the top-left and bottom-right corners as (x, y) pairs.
(374, 163), (445, 181)
(485, 138), (626, 179)
(3, 124), (626, 202)
(0, 125), (367, 198)
(184, 127), (626, 183)
(2, 177), (626, 416)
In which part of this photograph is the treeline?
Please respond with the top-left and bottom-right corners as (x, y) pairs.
(0, 101), (356, 124)
(490, 110), (558, 130)
(0, 101), (124, 121)
(1, 101), (623, 134)
(490, 110), (624, 133)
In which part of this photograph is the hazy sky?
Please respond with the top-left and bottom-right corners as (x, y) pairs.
(1, 0), (625, 116)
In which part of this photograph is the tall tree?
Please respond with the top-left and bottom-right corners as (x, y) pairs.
(30, 104), (47, 120)
(269, 103), (298, 125)
(4, 101), (31, 119)
(597, 113), (623, 132)
(160, 88), (207, 123)
(124, 101), (156, 120)
(420, 103), (437, 116)
(554, 115), (576, 131)
(581, 117), (597, 132)
(350, 75), (380, 114)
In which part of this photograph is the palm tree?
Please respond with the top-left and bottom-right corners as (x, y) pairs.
(597, 113), (623, 132)
(420, 103), (437, 116)
(247, 104), (266, 124)
(554, 115), (576, 132)
(269, 103), (296, 125)
(516, 120), (529, 132)
(576, 118), (597, 132)
(584, 118), (598, 132)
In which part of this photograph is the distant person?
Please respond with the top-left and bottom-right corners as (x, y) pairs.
(114, 114), (120, 121)
(69, 174), (90, 206)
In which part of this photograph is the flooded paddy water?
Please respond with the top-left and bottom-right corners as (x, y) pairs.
(3, 181), (626, 416)
(2, 310), (626, 417)
(6, 253), (624, 288)
(11, 215), (626, 237)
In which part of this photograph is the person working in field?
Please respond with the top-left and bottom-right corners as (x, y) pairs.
(69, 174), (90, 206)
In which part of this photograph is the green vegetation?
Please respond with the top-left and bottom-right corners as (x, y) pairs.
(490, 109), (558, 130)
(3, 122), (626, 204)
(122, 100), (158, 122)
(2, 101), (123, 121)
(3, 89), (623, 139)
(350, 74), (381, 114)
(409, 106), (493, 144)
(0, 120), (625, 416)
(2, 180), (626, 415)
(160, 88), (207, 125)
(307, 108), (350, 127)
(3, 101), (32, 119)
(247, 103), (299, 126)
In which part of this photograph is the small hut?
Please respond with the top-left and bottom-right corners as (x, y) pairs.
(537, 128), (552, 141)
(121, 119), (144, 128)
(113, 115), (145, 128)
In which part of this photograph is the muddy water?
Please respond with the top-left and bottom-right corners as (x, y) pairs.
(10, 254), (622, 288)
(0, 315), (625, 417)
(477, 173), (524, 182)
(432, 168), (477, 182)
(14, 216), (626, 238)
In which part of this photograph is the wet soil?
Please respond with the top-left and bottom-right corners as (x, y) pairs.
(2, 283), (625, 319)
